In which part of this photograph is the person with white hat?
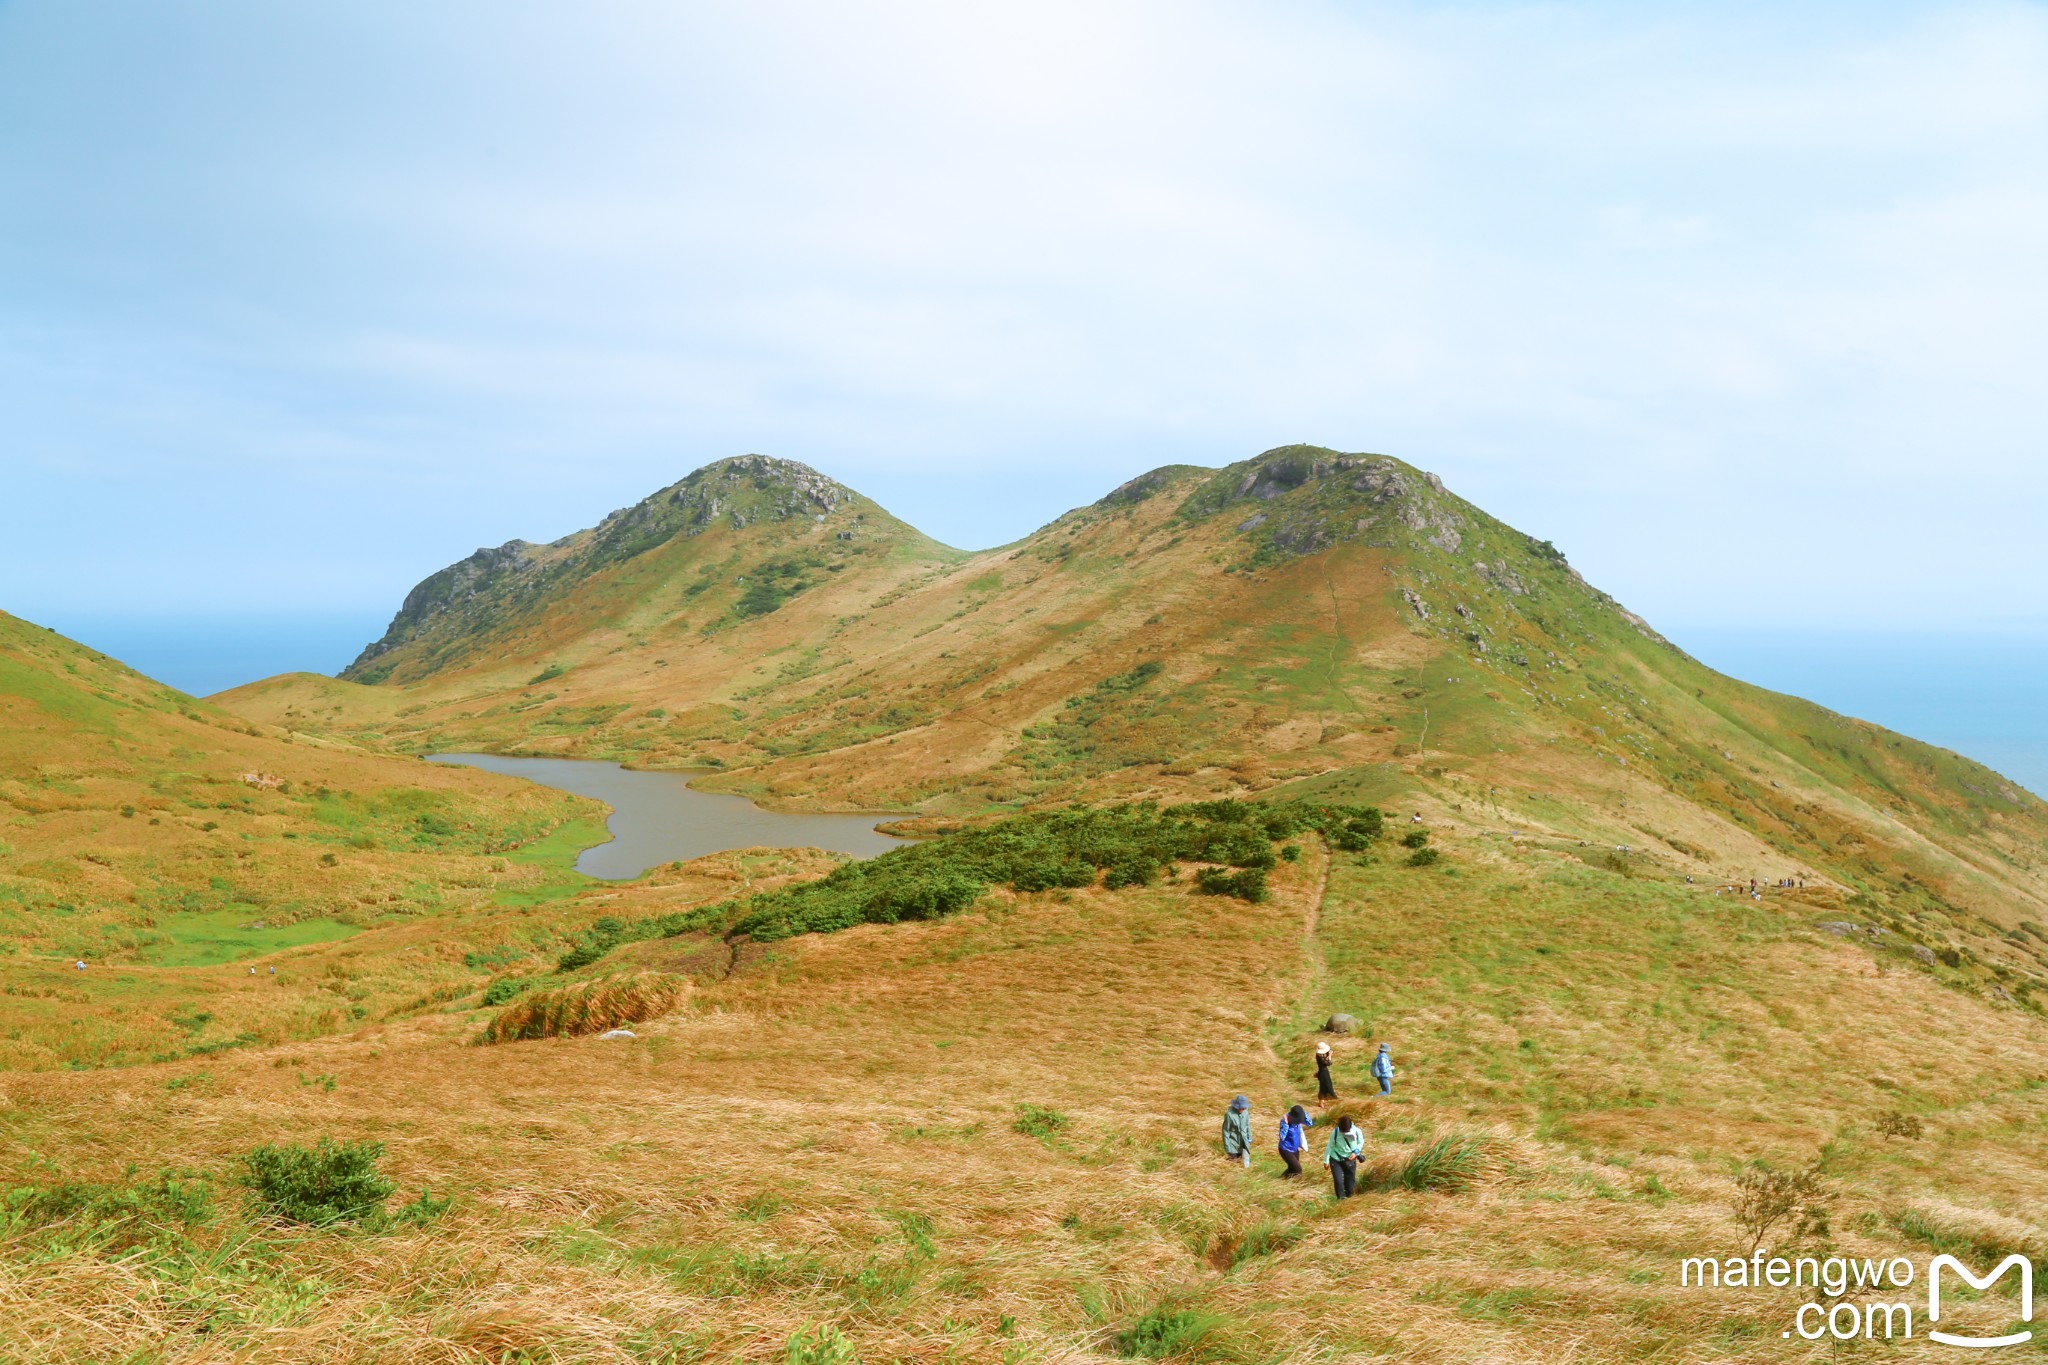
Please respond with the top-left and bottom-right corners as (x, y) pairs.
(1315, 1041), (1337, 1104)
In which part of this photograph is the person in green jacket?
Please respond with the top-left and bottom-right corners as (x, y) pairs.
(1221, 1095), (1252, 1168)
(1325, 1115), (1366, 1198)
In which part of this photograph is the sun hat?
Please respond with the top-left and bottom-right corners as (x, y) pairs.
(1230, 1095), (1249, 1111)
(1315, 1041), (1331, 1055)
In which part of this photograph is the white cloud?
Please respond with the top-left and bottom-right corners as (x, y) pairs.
(0, 0), (2042, 635)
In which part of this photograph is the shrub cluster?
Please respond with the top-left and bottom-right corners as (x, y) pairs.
(555, 798), (1384, 969)
(241, 1137), (395, 1226)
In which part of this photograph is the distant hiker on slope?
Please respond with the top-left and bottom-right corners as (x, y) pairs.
(1315, 1042), (1337, 1103)
(1326, 1116), (1366, 1198)
(1278, 1104), (1314, 1178)
(1222, 1095), (1253, 1168)
(1373, 1044), (1395, 1096)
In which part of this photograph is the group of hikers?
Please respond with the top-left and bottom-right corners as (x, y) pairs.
(1707, 875), (1809, 901)
(1220, 1040), (1394, 1199)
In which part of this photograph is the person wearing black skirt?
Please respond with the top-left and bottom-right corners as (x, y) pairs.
(1315, 1041), (1337, 1103)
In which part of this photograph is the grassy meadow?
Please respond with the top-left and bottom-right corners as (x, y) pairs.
(3, 815), (2043, 1361)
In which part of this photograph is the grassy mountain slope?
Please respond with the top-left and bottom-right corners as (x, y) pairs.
(5, 820), (2043, 1361)
(221, 446), (2048, 973)
(340, 453), (964, 687)
(0, 609), (609, 1068)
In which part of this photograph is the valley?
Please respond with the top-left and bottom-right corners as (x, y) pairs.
(2, 445), (2044, 1361)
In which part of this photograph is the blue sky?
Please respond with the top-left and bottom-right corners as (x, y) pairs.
(3, 2), (2045, 677)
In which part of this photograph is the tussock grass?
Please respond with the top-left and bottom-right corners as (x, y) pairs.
(479, 971), (689, 1044)
(1359, 1133), (1504, 1193)
(1113, 1301), (1237, 1360)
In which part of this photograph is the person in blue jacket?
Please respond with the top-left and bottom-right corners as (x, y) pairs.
(1373, 1043), (1395, 1095)
(1277, 1104), (1313, 1177)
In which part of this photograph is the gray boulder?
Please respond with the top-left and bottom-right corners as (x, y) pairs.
(1326, 1013), (1361, 1034)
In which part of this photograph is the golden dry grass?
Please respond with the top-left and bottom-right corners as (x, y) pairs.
(480, 972), (691, 1044)
(2, 833), (2042, 1362)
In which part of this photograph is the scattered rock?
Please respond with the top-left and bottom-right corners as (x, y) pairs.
(1911, 946), (1938, 965)
(1817, 922), (1859, 937)
(1326, 1013), (1361, 1034)
(597, 1029), (638, 1041)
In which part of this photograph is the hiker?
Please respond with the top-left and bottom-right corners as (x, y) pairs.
(73, 960), (85, 971)
(1221, 1095), (1253, 1168)
(1373, 1043), (1395, 1096)
(1325, 1115), (1366, 1198)
(1278, 1104), (1313, 1177)
(1315, 1041), (1337, 1103)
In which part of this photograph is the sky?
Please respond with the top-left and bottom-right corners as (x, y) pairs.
(1, 2), (2044, 760)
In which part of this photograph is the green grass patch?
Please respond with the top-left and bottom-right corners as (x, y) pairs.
(133, 909), (359, 967)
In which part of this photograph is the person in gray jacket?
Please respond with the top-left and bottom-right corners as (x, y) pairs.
(1372, 1044), (1395, 1096)
(1221, 1095), (1252, 1168)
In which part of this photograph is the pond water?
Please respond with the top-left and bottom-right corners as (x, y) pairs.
(425, 753), (905, 880)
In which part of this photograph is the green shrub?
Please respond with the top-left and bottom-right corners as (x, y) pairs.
(784, 1324), (859, 1365)
(1405, 848), (1440, 868)
(481, 976), (532, 1007)
(1104, 859), (1159, 889)
(527, 664), (566, 685)
(1400, 830), (1430, 849)
(241, 1137), (395, 1226)
(554, 799), (1381, 966)
(1195, 867), (1268, 902)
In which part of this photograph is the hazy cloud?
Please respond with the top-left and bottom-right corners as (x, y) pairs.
(2, 0), (2043, 635)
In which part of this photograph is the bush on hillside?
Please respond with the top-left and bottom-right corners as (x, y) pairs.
(481, 972), (689, 1044)
(1195, 866), (1268, 902)
(241, 1137), (394, 1226)
(553, 799), (1383, 968)
(480, 976), (532, 1007)
(1405, 847), (1440, 868)
(1731, 1159), (1830, 1253)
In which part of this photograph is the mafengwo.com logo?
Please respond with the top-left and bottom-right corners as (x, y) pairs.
(1682, 1249), (2034, 1346)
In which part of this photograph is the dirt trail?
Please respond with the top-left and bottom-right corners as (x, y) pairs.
(1255, 834), (1334, 1087)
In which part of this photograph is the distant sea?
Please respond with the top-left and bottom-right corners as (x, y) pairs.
(1673, 628), (2048, 800)
(34, 613), (2048, 802)
(41, 613), (389, 700)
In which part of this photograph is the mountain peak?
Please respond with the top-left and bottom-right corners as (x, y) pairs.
(1174, 444), (1470, 559)
(342, 453), (953, 684)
